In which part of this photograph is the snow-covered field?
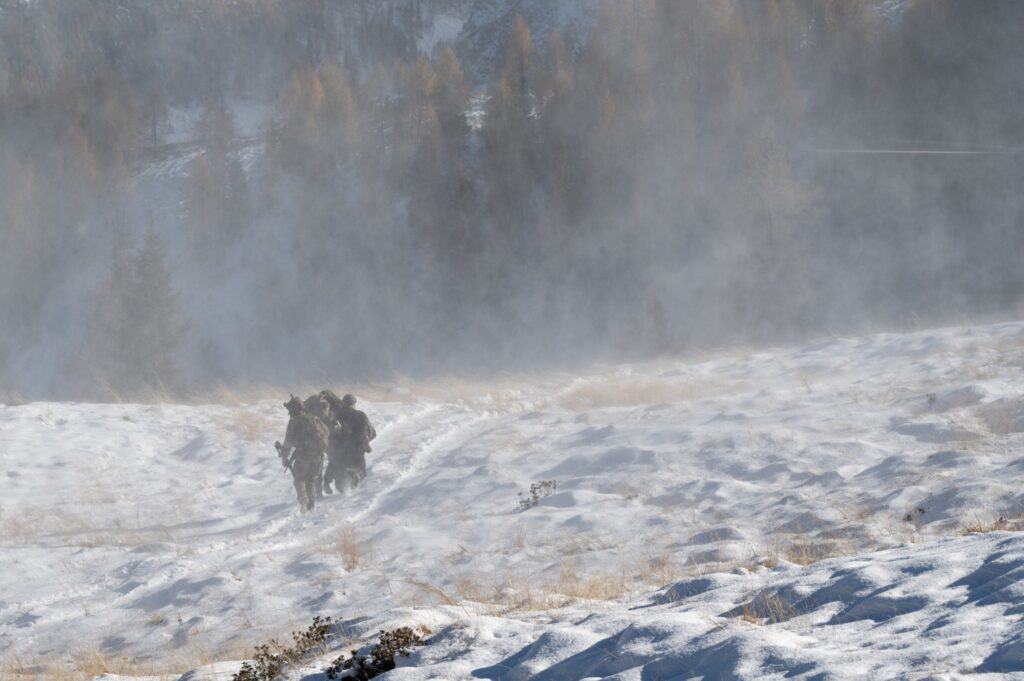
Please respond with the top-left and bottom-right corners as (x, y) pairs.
(5, 321), (1024, 678)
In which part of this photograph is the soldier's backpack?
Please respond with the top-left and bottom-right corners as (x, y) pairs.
(303, 394), (333, 425)
(285, 411), (329, 461)
(340, 408), (376, 453)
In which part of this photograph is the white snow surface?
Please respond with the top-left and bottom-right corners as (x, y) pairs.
(5, 321), (1024, 677)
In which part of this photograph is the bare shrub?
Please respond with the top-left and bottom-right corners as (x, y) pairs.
(901, 506), (928, 537)
(326, 626), (429, 680)
(516, 481), (557, 511)
(232, 616), (334, 681)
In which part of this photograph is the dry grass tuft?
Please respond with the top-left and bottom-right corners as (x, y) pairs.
(783, 540), (849, 566)
(960, 512), (1024, 535)
(443, 550), (683, 615)
(0, 506), (98, 545)
(0, 509), (42, 544)
(396, 578), (462, 607)
(451, 573), (490, 603)
(743, 533), (860, 570)
(334, 524), (361, 572)
(637, 552), (680, 587)
(0, 503), (181, 548)
(745, 536), (782, 570)
(555, 376), (746, 410)
(66, 646), (183, 680)
(553, 559), (629, 602)
(222, 409), (275, 443)
(511, 523), (527, 551)
(0, 391), (29, 407)
(2, 618), (284, 681)
(740, 591), (796, 625)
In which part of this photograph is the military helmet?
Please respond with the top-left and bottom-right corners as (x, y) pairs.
(284, 395), (304, 414)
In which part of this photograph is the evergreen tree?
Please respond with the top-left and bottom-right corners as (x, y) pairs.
(131, 229), (189, 393)
(84, 229), (188, 398)
(186, 101), (250, 255)
(483, 14), (537, 236)
(435, 47), (469, 143)
(320, 59), (359, 156)
(83, 229), (134, 394)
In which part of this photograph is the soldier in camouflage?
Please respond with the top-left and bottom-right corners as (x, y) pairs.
(302, 392), (333, 497)
(321, 391), (376, 493)
(275, 395), (329, 512)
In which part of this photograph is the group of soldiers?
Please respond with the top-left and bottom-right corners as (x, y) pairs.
(275, 390), (376, 512)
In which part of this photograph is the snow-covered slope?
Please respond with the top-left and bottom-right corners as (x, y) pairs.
(293, 531), (1024, 679)
(5, 320), (1024, 677)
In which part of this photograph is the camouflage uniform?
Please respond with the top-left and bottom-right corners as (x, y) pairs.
(304, 393), (333, 422)
(322, 392), (376, 492)
(320, 390), (348, 494)
(302, 393), (333, 497)
(279, 396), (329, 512)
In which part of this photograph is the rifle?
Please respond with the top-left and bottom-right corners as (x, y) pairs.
(274, 441), (293, 472)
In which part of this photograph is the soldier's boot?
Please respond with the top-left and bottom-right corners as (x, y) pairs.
(351, 455), (367, 487)
(315, 468), (325, 499)
(321, 461), (332, 495)
(293, 477), (309, 512)
(323, 458), (339, 494)
(341, 467), (362, 490)
(304, 478), (318, 511)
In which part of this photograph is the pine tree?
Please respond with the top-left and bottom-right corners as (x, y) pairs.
(359, 63), (397, 185)
(274, 67), (326, 175)
(188, 100), (249, 251)
(505, 15), (534, 123)
(435, 47), (469, 142)
(320, 59), (359, 153)
(83, 228), (136, 395)
(84, 229), (188, 398)
(484, 14), (536, 209)
(130, 229), (188, 393)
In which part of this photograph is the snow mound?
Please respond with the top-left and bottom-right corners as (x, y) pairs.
(978, 397), (1024, 435)
(928, 384), (987, 412)
(892, 418), (980, 443)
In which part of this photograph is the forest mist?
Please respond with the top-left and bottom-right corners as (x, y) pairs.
(1, 0), (1023, 400)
